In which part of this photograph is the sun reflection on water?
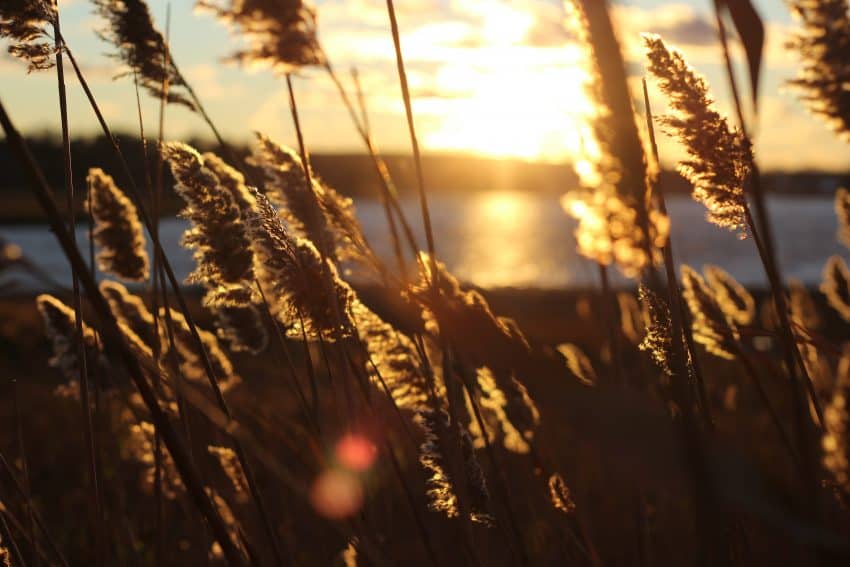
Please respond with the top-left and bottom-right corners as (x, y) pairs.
(455, 191), (546, 288)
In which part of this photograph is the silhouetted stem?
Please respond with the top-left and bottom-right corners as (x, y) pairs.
(384, 0), (438, 277)
(52, 15), (103, 564)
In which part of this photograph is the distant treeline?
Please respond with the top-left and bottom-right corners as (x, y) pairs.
(0, 134), (846, 222)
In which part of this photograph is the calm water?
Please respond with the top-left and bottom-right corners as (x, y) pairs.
(1, 193), (845, 290)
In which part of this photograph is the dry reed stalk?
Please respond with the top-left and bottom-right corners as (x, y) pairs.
(0, 453), (69, 567)
(637, 70), (724, 559)
(324, 61), (422, 264)
(51, 9), (104, 560)
(645, 35), (825, 514)
(384, 0), (437, 274)
(0, 99), (248, 566)
(711, 3), (779, 276)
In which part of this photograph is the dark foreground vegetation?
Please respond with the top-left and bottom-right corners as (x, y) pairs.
(2, 0), (850, 565)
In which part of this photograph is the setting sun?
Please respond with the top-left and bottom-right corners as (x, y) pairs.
(422, 63), (593, 161)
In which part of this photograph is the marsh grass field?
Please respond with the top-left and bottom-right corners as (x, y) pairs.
(4, 0), (850, 565)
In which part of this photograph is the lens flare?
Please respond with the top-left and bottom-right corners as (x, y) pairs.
(310, 469), (363, 519)
(335, 434), (378, 472)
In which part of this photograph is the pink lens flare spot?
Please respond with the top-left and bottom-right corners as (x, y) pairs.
(310, 469), (363, 519)
(335, 433), (378, 472)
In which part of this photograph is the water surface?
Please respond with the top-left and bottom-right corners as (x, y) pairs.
(1, 193), (844, 290)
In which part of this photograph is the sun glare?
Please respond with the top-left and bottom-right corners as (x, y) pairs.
(422, 62), (593, 162)
(416, 7), (593, 162)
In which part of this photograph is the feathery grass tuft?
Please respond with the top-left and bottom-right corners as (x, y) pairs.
(680, 265), (740, 360)
(704, 265), (755, 325)
(821, 255), (850, 322)
(100, 280), (158, 358)
(823, 350), (850, 495)
(557, 343), (597, 386)
(36, 294), (101, 389)
(87, 168), (150, 282)
(836, 187), (850, 248)
(786, 0), (850, 142)
(644, 33), (752, 235)
(548, 472), (576, 514)
(638, 284), (674, 376)
(93, 0), (194, 109)
(246, 189), (354, 340)
(0, 0), (56, 71)
(161, 141), (254, 307)
(196, 0), (324, 73)
(213, 304), (269, 355)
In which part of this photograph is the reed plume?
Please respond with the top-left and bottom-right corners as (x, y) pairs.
(351, 301), (484, 518)
(245, 189), (354, 340)
(123, 420), (184, 499)
(351, 300), (429, 411)
(786, 0), (850, 142)
(561, 1), (669, 278)
(206, 488), (247, 561)
(417, 407), (492, 524)
(208, 445), (249, 496)
(100, 280), (158, 359)
(471, 366), (537, 454)
(213, 305), (269, 355)
(548, 472), (576, 514)
(789, 278), (821, 331)
(251, 133), (378, 271)
(251, 134), (330, 250)
(644, 34), (752, 235)
(36, 294), (101, 390)
(821, 255), (850, 322)
(340, 540), (358, 567)
(93, 0), (194, 109)
(87, 168), (149, 282)
(202, 151), (257, 214)
(196, 152), (270, 354)
(409, 257), (540, 444)
(680, 265), (740, 360)
(556, 344), (597, 386)
(823, 350), (850, 496)
(0, 541), (9, 567)
(196, 0), (324, 73)
(836, 188), (850, 248)
(618, 292), (645, 345)
(704, 265), (755, 325)
(161, 142), (254, 307)
(160, 307), (241, 394)
(638, 284), (674, 377)
(0, 0), (56, 71)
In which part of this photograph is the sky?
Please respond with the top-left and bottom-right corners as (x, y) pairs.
(2, 0), (850, 172)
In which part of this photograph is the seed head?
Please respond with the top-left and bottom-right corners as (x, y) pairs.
(644, 34), (751, 235)
(87, 168), (149, 282)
